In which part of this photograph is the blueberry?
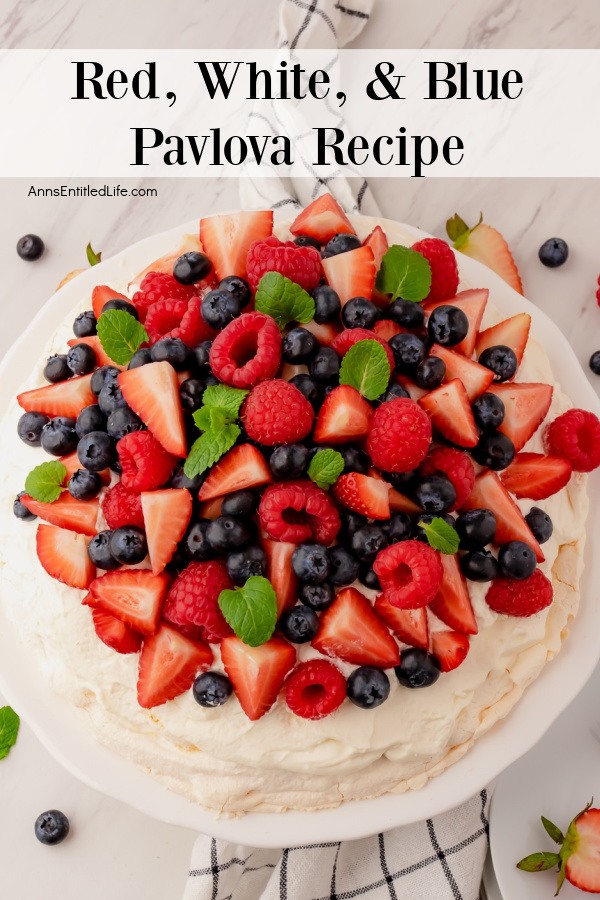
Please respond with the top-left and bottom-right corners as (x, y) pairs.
(388, 299), (425, 330)
(183, 521), (214, 561)
(109, 526), (148, 565)
(377, 382), (410, 402)
(34, 810), (69, 845)
(460, 549), (498, 581)
(312, 285), (341, 323)
(127, 348), (153, 369)
(282, 327), (318, 364)
(352, 525), (388, 562)
(415, 356), (446, 390)
(525, 506), (553, 544)
(192, 671), (233, 707)
(102, 298), (139, 319)
(171, 466), (203, 492)
(498, 540), (536, 580)
(106, 407), (144, 441)
(395, 648), (441, 688)
(294, 234), (321, 250)
(479, 345), (518, 382)
(389, 333), (427, 372)
(339, 510), (367, 543)
(226, 545), (267, 584)
(358, 563), (380, 590)
(321, 233), (362, 258)
(17, 233), (44, 261)
(472, 392), (505, 432)
(384, 513), (412, 543)
(414, 474), (456, 513)
(98, 381), (128, 415)
(75, 404), (106, 438)
(455, 509), (496, 549)
(66, 343), (96, 376)
(221, 490), (258, 517)
(206, 516), (253, 551)
(77, 431), (116, 471)
(590, 351), (600, 375)
(340, 446), (369, 474)
(150, 337), (190, 371)
(289, 374), (319, 406)
(279, 605), (319, 643)
(201, 289), (241, 329)
(91, 365), (120, 395)
(190, 340), (213, 374)
(341, 297), (379, 330)
(218, 275), (251, 309)
(299, 582), (334, 611)
(269, 444), (309, 480)
(292, 543), (331, 584)
(309, 347), (340, 383)
(347, 666), (390, 709)
(173, 251), (212, 285)
(204, 374), (220, 389)
(68, 469), (102, 500)
(88, 530), (120, 570)
(17, 411), (49, 446)
(14, 493), (36, 520)
(539, 237), (568, 268)
(44, 354), (71, 383)
(328, 546), (360, 586)
(427, 306), (469, 347)
(73, 310), (97, 338)
(473, 432), (515, 471)
(41, 417), (78, 455)
(179, 378), (205, 412)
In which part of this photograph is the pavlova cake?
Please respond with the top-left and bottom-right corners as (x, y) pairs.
(0, 194), (597, 815)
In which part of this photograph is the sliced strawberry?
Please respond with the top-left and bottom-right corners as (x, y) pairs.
(263, 539), (298, 617)
(302, 319), (341, 347)
(500, 453), (572, 500)
(199, 210), (273, 282)
(363, 225), (390, 307)
(429, 553), (478, 635)
(374, 319), (404, 341)
(118, 361), (186, 458)
(333, 473), (390, 520)
(564, 808), (600, 894)
(429, 344), (494, 400)
(397, 375), (428, 401)
(221, 634), (296, 720)
(313, 385), (373, 444)
(431, 631), (470, 672)
(91, 609), (142, 654)
(418, 379), (479, 448)
(85, 569), (170, 634)
(313, 587), (400, 668)
(59, 451), (110, 486)
(423, 288), (489, 357)
(475, 312), (531, 367)
(331, 327), (395, 371)
(198, 444), (272, 501)
(92, 285), (130, 320)
(462, 469), (544, 562)
(322, 245), (376, 306)
(67, 336), (122, 369)
(141, 489), (193, 574)
(17, 373), (95, 419)
(137, 623), (212, 708)
(373, 595), (429, 649)
(289, 193), (355, 244)
(452, 220), (524, 295)
(367, 468), (421, 514)
(21, 493), (99, 536)
(36, 524), (93, 589)
(487, 383), (553, 452)
(197, 497), (223, 520)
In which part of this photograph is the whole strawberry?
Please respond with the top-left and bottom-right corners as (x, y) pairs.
(412, 237), (459, 303)
(246, 236), (322, 293)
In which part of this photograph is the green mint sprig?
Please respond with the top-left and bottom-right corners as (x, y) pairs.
(183, 384), (249, 479)
(339, 339), (390, 400)
(446, 212), (483, 250)
(218, 576), (278, 647)
(96, 309), (149, 366)
(0, 706), (20, 760)
(255, 272), (315, 329)
(308, 449), (345, 490)
(375, 244), (432, 302)
(86, 243), (102, 266)
(24, 460), (67, 503)
(418, 517), (460, 554)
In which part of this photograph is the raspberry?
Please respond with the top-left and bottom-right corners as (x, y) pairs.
(421, 447), (475, 509)
(259, 481), (340, 544)
(102, 482), (144, 529)
(145, 296), (213, 346)
(373, 540), (443, 609)
(162, 561), (233, 643)
(118, 431), (176, 491)
(284, 659), (346, 720)
(209, 312), (282, 388)
(411, 238), (459, 303)
(243, 379), (314, 445)
(366, 399), (432, 473)
(132, 272), (197, 322)
(485, 569), (553, 617)
(331, 328), (395, 372)
(246, 236), (322, 293)
(546, 408), (600, 473)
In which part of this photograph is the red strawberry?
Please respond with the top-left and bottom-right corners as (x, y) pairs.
(199, 210), (273, 281)
(374, 595), (429, 649)
(313, 587), (400, 668)
(17, 374), (95, 419)
(500, 453), (572, 500)
(374, 541), (442, 610)
(102, 482), (145, 530)
(431, 631), (470, 672)
(162, 560), (232, 643)
(420, 447), (475, 510)
(118, 362), (187, 458)
(373, 319), (404, 341)
(418, 379), (479, 448)
(396, 375), (427, 402)
(220, 635), (296, 720)
(488, 382), (553, 452)
(141, 489), (193, 574)
(475, 312), (531, 367)
(197, 497), (223, 520)
(313, 385), (373, 444)
(429, 553), (478, 635)
(447, 214), (524, 295)
(331, 327), (395, 371)
(462, 470), (544, 562)
(366, 468), (421, 514)
(85, 569), (170, 634)
(363, 225), (390, 307)
(423, 289), (489, 358)
(289, 193), (355, 244)
(302, 319), (341, 347)
(411, 237), (459, 303)
(285, 659), (346, 720)
(333, 473), (390, 520)
(485, 569), (552, 617)
(429, 344), (494, 400)
(322, 246), (376, 306)
(91, 609), (142, 654)
(36, 524), (93, 589)
(198, 444), (272, 501)
(118, 431), (177, 492)
(263, 539), (298, 618)
(67, 336), (121, 369)
(21, 493), (99, 536)
(137, 623), (212, 708)
(59, 451), (110, 487)
(92, 285), (130, 320)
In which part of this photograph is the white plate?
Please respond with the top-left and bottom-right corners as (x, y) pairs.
(0, 216), (599, 847)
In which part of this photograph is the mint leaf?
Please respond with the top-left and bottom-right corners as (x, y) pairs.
(516, 852), (560, 873)
(541, 816), (565, 845)
(0, 706), (20, 760)
(193, 406), (229, 433)
(86, 242), (102, 266)
(339, 339), (390, 400)
(183, 424), (239, 479)
(202, 385), (248, 417)
(255, 272), (315, 329)
(418, 517), (460, 554)
(97, 309), (148, 366)
(375, 245), (432, 302)
(308, 449), (344, 490)
(446, 212), (483, 250)
(24, 461), (67, 503)
(218, 576), (277, 647)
